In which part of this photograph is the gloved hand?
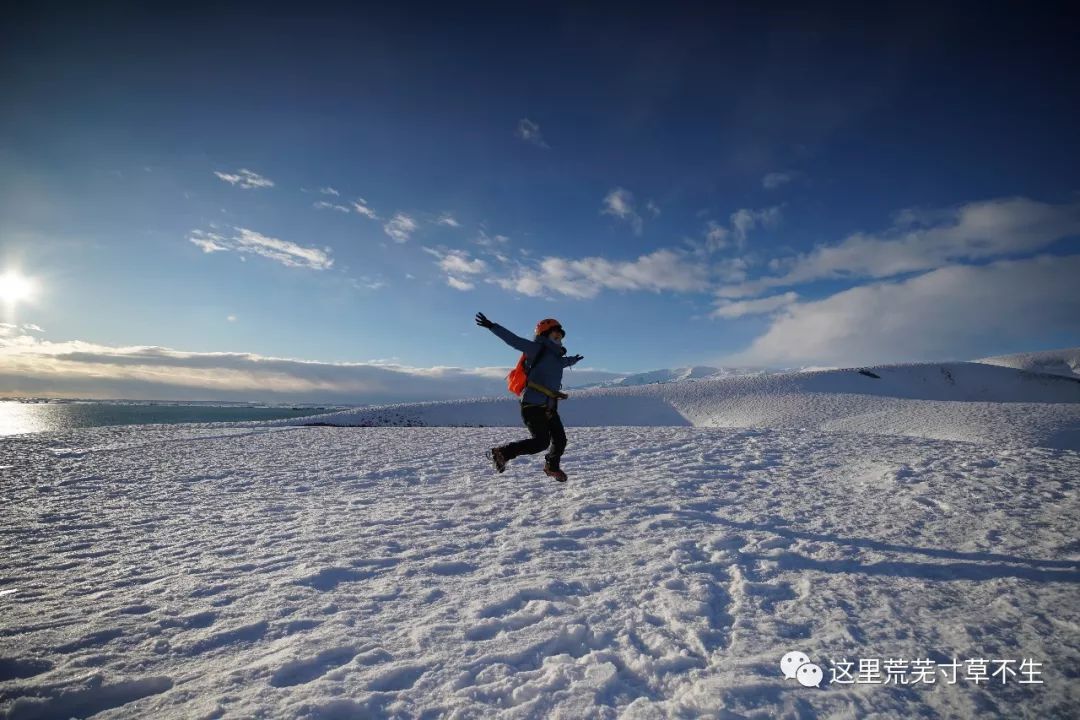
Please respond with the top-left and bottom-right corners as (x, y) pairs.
(567, 354), (584, 364)
(475, 312), (493, 328)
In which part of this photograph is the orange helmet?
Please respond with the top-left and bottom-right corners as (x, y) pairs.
(535, 318), (564, 337)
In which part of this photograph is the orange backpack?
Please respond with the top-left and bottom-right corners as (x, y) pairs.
(506, 344), (548, 396)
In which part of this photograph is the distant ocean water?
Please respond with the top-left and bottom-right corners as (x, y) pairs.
(0, 401), (341, 437)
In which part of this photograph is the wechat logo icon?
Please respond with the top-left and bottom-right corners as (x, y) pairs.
(781, 650), (824, 688)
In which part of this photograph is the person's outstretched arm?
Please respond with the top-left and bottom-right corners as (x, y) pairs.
(561, 354), (584, 368)
(475, 312), (538, 354)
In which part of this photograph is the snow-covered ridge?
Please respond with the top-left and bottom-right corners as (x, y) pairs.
(276, 360), (1080, 450)
(976, 346), (1080, 380)
(571, 365), (773, 389)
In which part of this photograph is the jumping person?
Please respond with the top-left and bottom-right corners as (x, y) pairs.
(475, 312), (584, 482)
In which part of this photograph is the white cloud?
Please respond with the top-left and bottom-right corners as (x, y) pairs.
(475, 229), (509, 247)
(730, 254), (1080, 365)
(704, 221), (729, 251)
(188, 227), (333, 270)
(436, 213), (460, 227)
(383, 213), (418, 243)
(496, 249), (709, 299)
(213, 168), (274, 190)
(712, 291), (799, 319)
(646, 200), (661, 218)
(314, 201), (350, 213)
(319, 187), (340, 196)
(352, 198), (378, 220)
(690, 206), (781, 255)
(0, 333), (623, 402)
(714, 256), (751, 283)
(762, 171), (799, 190)
(439, 253), (487, 276)
(351, 275), (387, 291)
(423, 247), (488, 291)
(227, 315), (237, 322)
(22, 323), (44, 333)
(602, 187), (644, 235)
(719, 197), (1080, 298)
(188, 230), (229, 254)
(730, 206), (782, 246)
(446, 276), (475, 291)
(516, 118), (548, 148)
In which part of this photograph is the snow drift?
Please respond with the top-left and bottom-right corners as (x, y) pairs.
(278, 359), (1080, 450)
(976, 346), (1080, 380)
(571, 365), (772, 388)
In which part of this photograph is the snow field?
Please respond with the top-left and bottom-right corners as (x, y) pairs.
(1, 423), (1077, 718)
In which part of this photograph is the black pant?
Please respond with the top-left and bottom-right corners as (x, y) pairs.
(500, 404), (567, 466)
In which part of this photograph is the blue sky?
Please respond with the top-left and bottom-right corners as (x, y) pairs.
(1, 4), (1078, 401)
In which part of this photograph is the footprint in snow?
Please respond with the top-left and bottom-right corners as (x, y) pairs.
(269, 646), (357, 687)
(295, 567), (377, 592)
(366, 664), (427, 692)
(3, 675), (173, 718)
(428, 560), (478, 575)
(56, 628), (124, 654)
(0, 657), (54, 682)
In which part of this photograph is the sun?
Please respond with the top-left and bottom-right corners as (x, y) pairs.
(0, 271), (35, 304)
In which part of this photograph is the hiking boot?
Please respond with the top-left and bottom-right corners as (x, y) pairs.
(544, 460), (568, 482)
(487, 447), (508, 473)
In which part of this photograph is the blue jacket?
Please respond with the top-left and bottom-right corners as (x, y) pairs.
(488, 323), (582, 406)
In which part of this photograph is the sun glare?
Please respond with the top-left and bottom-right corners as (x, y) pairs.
(0, 271), (35, 304)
